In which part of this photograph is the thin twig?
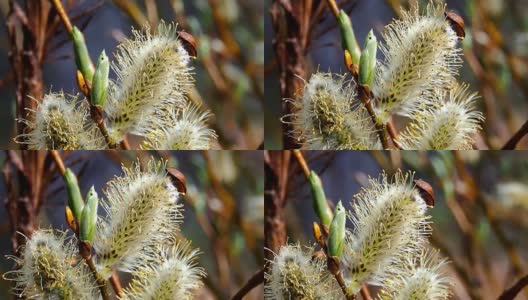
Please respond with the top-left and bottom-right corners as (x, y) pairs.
(292, 150), (310, 178)
(498, 273), (528, 300)
(360, 285), (373, 300)
(50, 0), (73, 33)
(358, 85), (390, 149)
(386, 119), (402, 149)
(81, 244), (110, 300)
(50, 150), (66, 175)
(230, 268), (264, 300)
(325, 0), (340, 18)
(110, 271), (123, 297)
(501, 119), (528, 149)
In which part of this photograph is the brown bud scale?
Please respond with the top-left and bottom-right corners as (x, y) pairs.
(414, 179), (435, 206)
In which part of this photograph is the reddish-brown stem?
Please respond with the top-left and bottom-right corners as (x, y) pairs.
(292, 149), (310, 178)
(325, 0), (340, 17)
(386, 119), (401, 149)
(360, 285), (373, 300)
(110, 272), (123, 297)
(502, 119), (528, 149)
(50, 0), (73, 33)
(230, 268), (264, 300)
(358, 85), (390, 149)
(79, 242), (110, 300)
(50, 150), (66, 175)
(498, 274), (528, 300)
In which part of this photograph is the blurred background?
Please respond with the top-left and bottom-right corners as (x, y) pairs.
(0, 0), (264, 149)
(265, 150), (528, 299)
(0, 150), (264, 300)
(265, 0), (528, 149)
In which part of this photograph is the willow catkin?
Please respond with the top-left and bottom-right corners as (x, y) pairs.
(3, 230), (98, 299)
(265, 244), (342, 300)
(379, 249), (452, 300)
(343, 171), (431, 293)
(373, 2), (462, 123)
(105, 21), (193, 143)
(397, 83), (483, 149)
(17, 92), (106, 149)
(94, 159), (182, 278)
(120, 241), (205, 300)
(141, 103), (217, 150)
(288, 72), (381, 150)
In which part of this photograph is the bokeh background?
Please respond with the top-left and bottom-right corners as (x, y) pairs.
(0, 151), (264, 300)
(267, 150), (528, 299)
(265, 0), (528, 149)
(0, 0), (263, 149)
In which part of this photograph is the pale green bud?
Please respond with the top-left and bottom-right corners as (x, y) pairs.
(308, 171), (333, 227)
(80, 186), (98, 243)
(72, 26), (94, 82)
(338, 10), (361, 66)
(91, 50), (109, 107)
(328, 201), (346, 258)
(64, 168), (84, 222)
(359, 30), (377, 87)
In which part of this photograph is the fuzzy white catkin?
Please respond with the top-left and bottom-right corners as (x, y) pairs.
(373, 2), (462, 123)
(288, 72), (381, 150)
(94, 159), (183, 279)
(105, 21), (192, 143)
(121, 241), (205, 300)
(17, 92), (106, 149)
(3, 230), (99, 299)
(141, 104), (217, 150)
(379, 249), (452, 300)
(265, 244), (342, 300)
(343, 171), (431, 293)
(397, 83), (483, 149)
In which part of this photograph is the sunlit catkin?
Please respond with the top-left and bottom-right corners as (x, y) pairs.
(373, 2), (462, 123)
(141, 104), (217, 150)
(94, 159), (183, 278)
(17, 92), (106, 149)
(105, 21), (193, 143)
(289, 72), (380, 149)
(3, 230), (98, 299)
(121, 241), (205, 300)
(379, 249), (452, 300)
(397, 83), (483, 149)
(265, 244), (340, 300)
(343, 171), (431, 293)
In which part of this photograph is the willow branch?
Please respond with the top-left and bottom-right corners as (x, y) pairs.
(502, 119), (528, 149)
(49, 151), (111, 300)
(292, 150), (310, 178)
(230, 268), (264, 300)
(50, 0), (129, 149)
(498, 274), (528, 300)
